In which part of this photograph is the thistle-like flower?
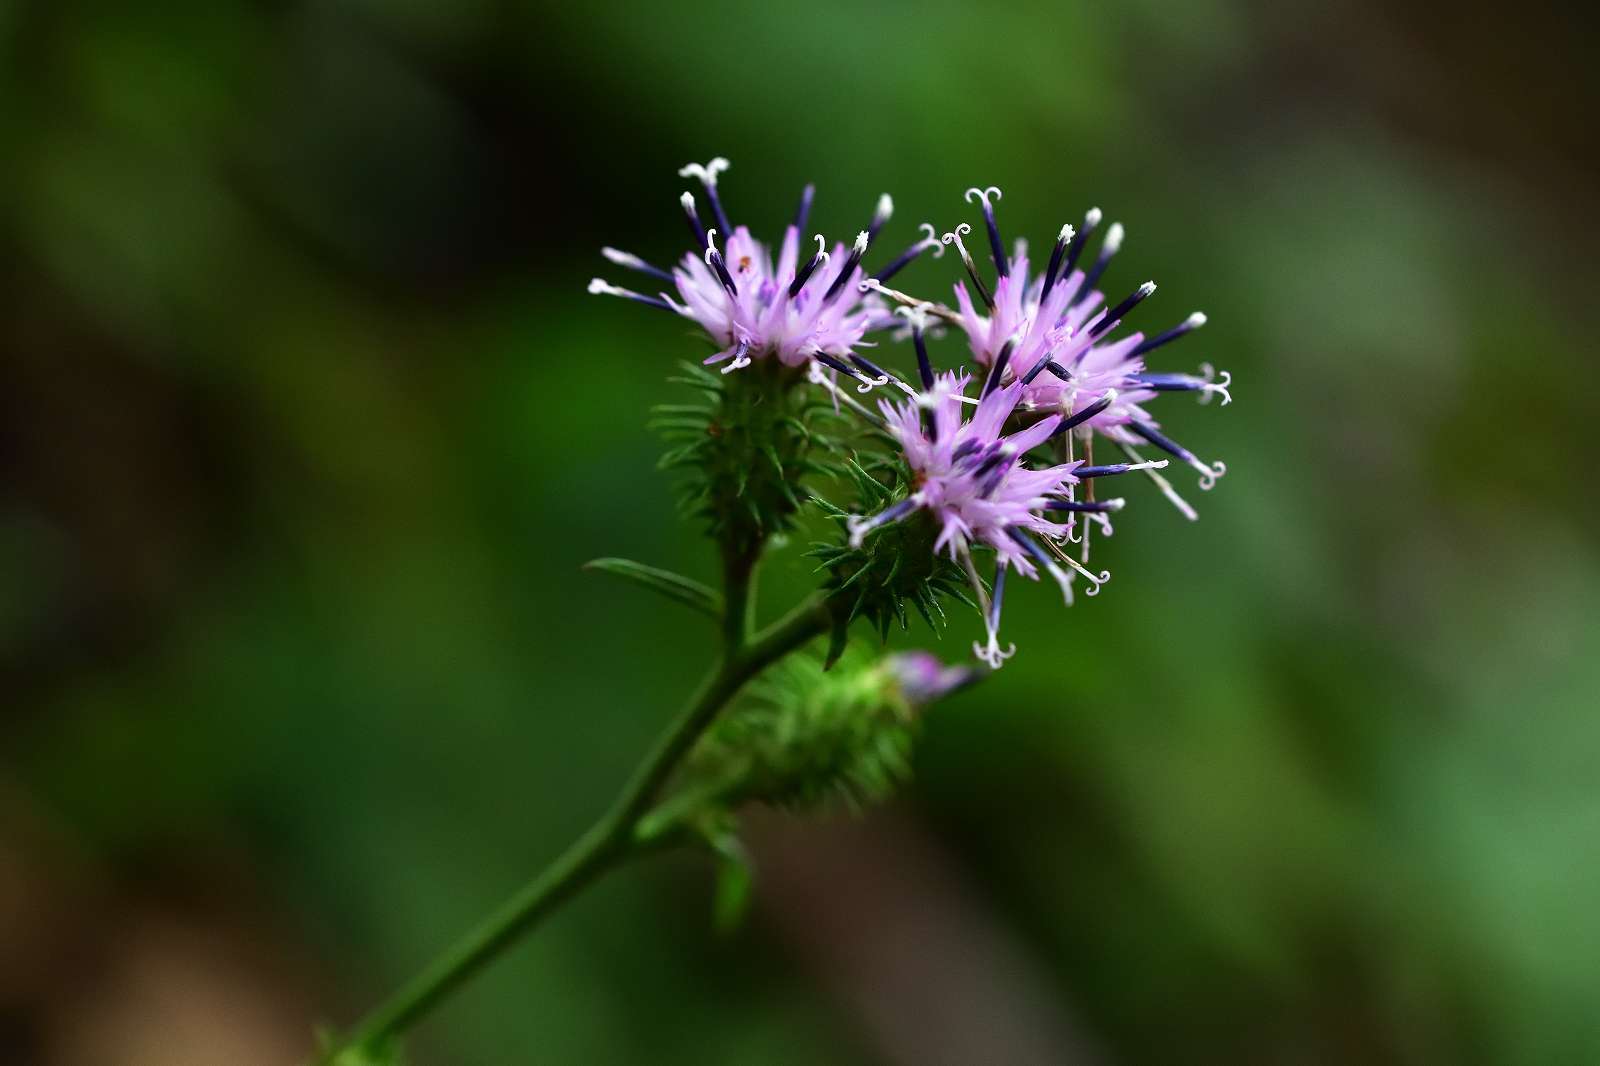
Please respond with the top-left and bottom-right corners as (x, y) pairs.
(589, 157), (943, 381)
(843, 360), (1153, 667)
(941, 187), (1231, 519)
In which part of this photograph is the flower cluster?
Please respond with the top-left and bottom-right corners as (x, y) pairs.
(940, 187), (1230, 517)
(592, 160), (1232, 668)
(590, 157), (941, 380)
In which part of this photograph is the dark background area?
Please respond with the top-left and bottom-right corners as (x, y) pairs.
(3, 1), (1598, 1063)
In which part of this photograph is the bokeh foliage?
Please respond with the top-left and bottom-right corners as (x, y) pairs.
(3, 1), (1599, 1064)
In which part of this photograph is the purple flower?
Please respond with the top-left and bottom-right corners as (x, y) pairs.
(589, 157), (944, 380)
(845, 367), (1131, 667)
(884, 651), (978, 704)
(941, 187), (1230, 519)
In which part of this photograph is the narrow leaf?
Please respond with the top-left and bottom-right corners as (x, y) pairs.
(582, 558), (722, 619)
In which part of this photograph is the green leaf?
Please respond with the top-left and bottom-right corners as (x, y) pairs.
(711, 836), (754, 934)
(582, 558), (722, 619)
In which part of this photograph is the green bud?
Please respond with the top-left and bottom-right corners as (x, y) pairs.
(808, 457), (975, 650)
(681, 649), (929, 814)
(656, 360), (846, 556)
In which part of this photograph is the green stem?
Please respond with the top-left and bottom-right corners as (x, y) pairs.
(318, 592), (832, 1064)
(720, 541), (759, 651)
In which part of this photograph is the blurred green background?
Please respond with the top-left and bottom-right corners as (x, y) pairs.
(3, 1), (1598, 1063)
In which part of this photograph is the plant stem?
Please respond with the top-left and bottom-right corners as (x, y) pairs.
(720, 541), (759, 651)
(318, 592), (832, 1064)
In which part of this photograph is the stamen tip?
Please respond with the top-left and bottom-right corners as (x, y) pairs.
(1104, 222), (1124, 253)
(875, 193), (894, 221)
(1057, 223), (1074, 243)
(1188, 311), (1208, 328)
(1085, 206), (1103, 227)
(1139, 280), (1157, 296)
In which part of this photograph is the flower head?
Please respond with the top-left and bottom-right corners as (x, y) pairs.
(941, 189), (1231, 518)
(590, 158), (945, 381)
(845, 367), (1120, 667)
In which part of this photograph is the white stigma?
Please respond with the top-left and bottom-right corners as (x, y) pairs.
(1040, 555), (1075, 607)
(702, 228), (720, 264)
(1057, 223), (1075, 244)
(1197, 364), (1232, 406)
(964, 185), (1002, 207)
(875, 193), (894, 223)
(855, 373), (891, 394)
(678, 157), (730, 185)
(895, 302), (935, 333)
(720, 351), (752, 375)
(1138, 281), (1157, 297)
(941, 222), (975, 265)
(1187, 311), (1208, 329)
(811, 233), (831, 264)
(601, 247), (644, 270)
(972, 633), (1017, 669)
(680, 191), (696, 212)
(1128, 453), (1197, 521)
(1103, 223), (1124, 254)
(587, 278), (621, 296)
(1085, 207), (1103, 228)
(1192, 457), (1228, 491)
(917, 222), (946, 257)
(1057, 551), (1110, 596)
(853, 230), (870, 254)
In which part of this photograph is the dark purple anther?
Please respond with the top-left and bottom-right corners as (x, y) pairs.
(1063, 207), (1101, 277)
(1021, 357), (1071, 386)
(681, 192), (708, 250)
(987, 561), (1007, 633)
(1129, 420), (1196, 463)
(1126, 372), (1205, 391)
(848, 352), (894, 383)
(1072, 221), (1123, 308)
(1045, 499), (1121, 513)
(1089, 282), (1156, 339)
(792, 183), (816, 233)
(811, 351), (859, 378)
(1075, 463), (1138, 478)
(1008, 527), (1056, 570)
(1047, 391), (1117, 439)
(1040, 224), (1072, 299)
(981, 339), (1015, 398)
(788, 241), (827, 298)
(706, 246), (738, 297)
(823, 232), (870, 304)
(913, 328), (935, 390)
(873, 225), (938, 284)
(967, 187), (1008, 278)
(1130, 312), (1206, 357)
(954, 229), (996, 310)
